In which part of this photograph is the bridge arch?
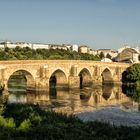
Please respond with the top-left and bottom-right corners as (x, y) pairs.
(7, 69), (35, 91)
(49, 69), (68, 89)
(101, 68), (113, 84)
(78, 68), (93, 88)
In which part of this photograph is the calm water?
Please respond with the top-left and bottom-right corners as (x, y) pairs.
(1, 78), (139, 114)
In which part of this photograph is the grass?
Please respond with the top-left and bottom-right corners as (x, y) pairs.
(0, 103), (140, 140)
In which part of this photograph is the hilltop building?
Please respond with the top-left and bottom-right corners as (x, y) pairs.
(0, 44), (4, 49)
(115, 46), (139, 63)
(78, 45), (90, 53)
(88, 49), (98, 55)
(0, 41), (32, 49)
(97, 49), (118, 59)
(32, 44), (49, 50)
(0, 41), (139, 63)
(71, 44), (78, 52)
(101, 58), (112, 62)
(49, 44), (68, 50)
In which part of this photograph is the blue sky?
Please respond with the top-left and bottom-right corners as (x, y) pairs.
(0, 0), (140, 50)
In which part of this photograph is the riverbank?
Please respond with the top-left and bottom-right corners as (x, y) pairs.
(76, 107), (140, 127)
(1, 103), (140, 140)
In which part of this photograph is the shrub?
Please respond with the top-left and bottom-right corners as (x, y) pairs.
(18, 119), (31, 130)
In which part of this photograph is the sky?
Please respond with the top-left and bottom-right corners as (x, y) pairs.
(0, 0), (140, 50)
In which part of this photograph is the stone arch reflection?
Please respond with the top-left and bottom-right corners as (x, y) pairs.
(80, 88), (92, 101)
(102, 84), (114, 100)
(78, 68), (92, 89)
(8, 70), (35, 92)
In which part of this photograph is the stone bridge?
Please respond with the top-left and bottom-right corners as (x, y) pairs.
(0, 60), (130, 91)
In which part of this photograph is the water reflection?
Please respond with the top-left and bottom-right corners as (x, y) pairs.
(1, 84), (138, 114)
(102, 84), (114, 100)
(122, 85), (140, 103)
(80, 88), (92, 100)
(8, 92), (27, 103)
(8, 71), (27, 92)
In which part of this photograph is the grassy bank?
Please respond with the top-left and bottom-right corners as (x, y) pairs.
(0, 103), (140, 140)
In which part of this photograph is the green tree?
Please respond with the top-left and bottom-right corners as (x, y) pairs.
(18, 119), (31, 130)
(139, 54), (140, 61)
(123, 64), (140, 83)
(0, 47), (101, 61)
(106, 53), (112, 59)
(99, 52), (105, 59)
(4, 47), (10, 52)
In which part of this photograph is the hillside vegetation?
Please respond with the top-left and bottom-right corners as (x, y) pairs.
(0, 47), (100, 61)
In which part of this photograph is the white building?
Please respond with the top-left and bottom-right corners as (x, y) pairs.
(118, 45), (139, 54)
(109, 51), (118, 58)
(0, 44), (5, 49)
(89, 49), (98, 55)
(115, 47), (139, 63)
(16, 42), (32, 48)
(71, 44), (78, 52)
(101, 58), (112, 62)
(3, 41), (17, 48)
(32, 44), (49, 50)
(49, 44), (68, 50)
(78, 46), (90, 53)
(97, 49), (112, 57)
(0, 41), (32, 49)
(62, 44), (72, 50)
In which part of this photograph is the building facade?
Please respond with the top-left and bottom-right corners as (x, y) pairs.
(115, 47), (139, 63)
(32, 44), (49, 50)
(78, 46), (90, 53)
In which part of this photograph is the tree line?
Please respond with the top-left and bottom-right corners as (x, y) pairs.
(0, 47), (101, 61)
(122, 64), (140, 85)
(122, 64), (140, 102)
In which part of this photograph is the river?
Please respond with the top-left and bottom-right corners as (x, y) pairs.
(2, 79), (139, 114)
(1, 74), (140, 126)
